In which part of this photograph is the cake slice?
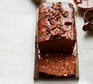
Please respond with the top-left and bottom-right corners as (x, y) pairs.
(38, 53), (76, 77)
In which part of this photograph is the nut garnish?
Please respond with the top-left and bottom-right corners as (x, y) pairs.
(66, 62), (68, 65)
(64, 74), (68, 76)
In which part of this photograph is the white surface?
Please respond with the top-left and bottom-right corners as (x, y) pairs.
(0, 0), (93, 84)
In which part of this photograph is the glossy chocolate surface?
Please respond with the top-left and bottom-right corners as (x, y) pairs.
(38, 2), (76, 42)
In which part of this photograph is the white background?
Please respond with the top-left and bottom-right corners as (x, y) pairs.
(0, 0), (93, 84)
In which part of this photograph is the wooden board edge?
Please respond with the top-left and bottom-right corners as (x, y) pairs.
(75, 55), (79, 79)
(34, 8), (39, 79)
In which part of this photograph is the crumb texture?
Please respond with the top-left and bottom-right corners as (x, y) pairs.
(38, 53), (76, 77)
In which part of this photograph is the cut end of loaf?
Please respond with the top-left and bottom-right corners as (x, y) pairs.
(38, 53), (76, 77)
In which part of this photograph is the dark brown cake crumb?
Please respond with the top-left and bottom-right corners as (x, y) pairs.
(38, 53), (76, 77)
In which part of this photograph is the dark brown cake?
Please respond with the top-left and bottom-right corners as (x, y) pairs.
(37, 2), (76, 54)
(34, 2), (79, 79)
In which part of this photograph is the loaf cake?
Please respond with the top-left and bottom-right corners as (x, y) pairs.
(37, 2), (76, 54)
(34, 2), (79, 79)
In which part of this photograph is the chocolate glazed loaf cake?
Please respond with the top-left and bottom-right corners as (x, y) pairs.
(37, 2), (76, 54)
(35, 2), (79, 79)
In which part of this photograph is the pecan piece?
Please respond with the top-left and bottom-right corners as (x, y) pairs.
(64, 22), (72, 25)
